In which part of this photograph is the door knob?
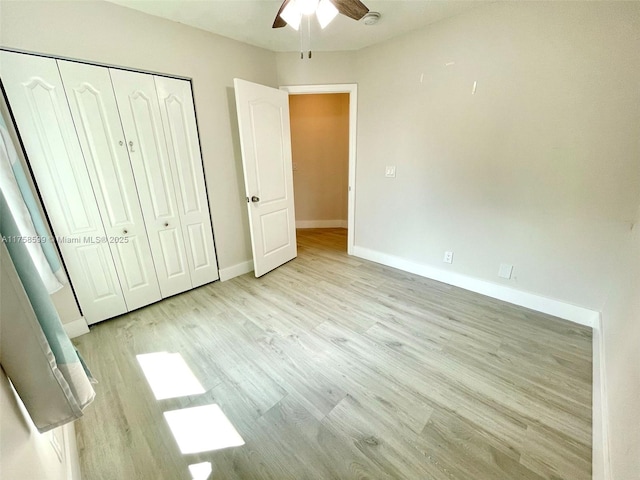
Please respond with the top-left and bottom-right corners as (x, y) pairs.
(164, 222), (169, 227)
(251, 196), (260, 203)
(128, 140), (135, 152)
(123, 229), (128, 234)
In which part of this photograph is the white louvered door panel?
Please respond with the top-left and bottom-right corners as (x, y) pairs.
(109, 68), (192, 298)
(0, 51), (126, 323)
(154, 77), (219, 288)
(58, 60), (162, 311)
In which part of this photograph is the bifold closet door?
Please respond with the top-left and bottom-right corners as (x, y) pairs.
(57, 60), (162, 312)
(154, 77), (219, 287)
(109, 68), (192, 298)
(0, 51), (127, 322)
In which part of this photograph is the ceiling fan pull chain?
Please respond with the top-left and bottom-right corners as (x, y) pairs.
(307, 16), (312, 59)
(299, 21), (304, 59)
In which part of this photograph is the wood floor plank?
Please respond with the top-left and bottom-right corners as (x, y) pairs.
(519, 423), (592, 480)
(73, 228), (591, 480)
(276, 331), (436, 434)
(420, 408), (546, 480)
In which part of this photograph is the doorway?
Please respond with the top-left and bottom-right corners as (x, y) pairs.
(281, 84), (357, 255)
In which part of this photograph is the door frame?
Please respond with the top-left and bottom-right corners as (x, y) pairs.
(280, 84), (357, 256)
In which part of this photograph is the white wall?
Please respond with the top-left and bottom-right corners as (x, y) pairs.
(0, 0), (278, 289)
(352, 2), (640, 312)
(277, 51), (357, 86)
(599, 217), (640, 479)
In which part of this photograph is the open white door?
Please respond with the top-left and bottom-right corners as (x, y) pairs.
(234, 79), (297, 277)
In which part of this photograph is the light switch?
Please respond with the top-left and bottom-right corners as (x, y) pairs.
(385, 166), (396, 178)
(498, 263), (513, 279)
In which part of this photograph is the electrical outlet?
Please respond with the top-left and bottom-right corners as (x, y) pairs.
(385, 166), (396, 178)
(498, 263), (513, 279)
(443, 251), (453, 264)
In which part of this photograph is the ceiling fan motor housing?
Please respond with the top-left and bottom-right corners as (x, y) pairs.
(361, 11), (381, 25)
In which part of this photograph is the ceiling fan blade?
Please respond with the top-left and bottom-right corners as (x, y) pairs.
(332, 0), (369, 21)
(272, 0), (291, 28)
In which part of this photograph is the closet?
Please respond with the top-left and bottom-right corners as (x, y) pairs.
(0, 51), (219, 324)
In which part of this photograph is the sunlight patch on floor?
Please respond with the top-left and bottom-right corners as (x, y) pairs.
(189, 461), (213, 480)
(137, 352), (205, 400)
(164, 404), (245, 454)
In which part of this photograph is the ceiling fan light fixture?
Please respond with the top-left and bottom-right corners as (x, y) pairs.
(296, 0), (319, 16)
(281, 1), (302, 30)
(316, 0), (338, 28)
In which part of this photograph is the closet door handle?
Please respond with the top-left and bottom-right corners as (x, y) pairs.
(164, 222), (169, 227)
(123, 229), (128, 234)
(128, 140), (135, 152)
(251, 196), (260, 203)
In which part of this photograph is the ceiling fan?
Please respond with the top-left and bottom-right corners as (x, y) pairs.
(272, 0), (370, 58)
(272, 0), (369, 31)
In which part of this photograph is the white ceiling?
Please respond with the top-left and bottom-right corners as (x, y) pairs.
(106, 0), (488, 52)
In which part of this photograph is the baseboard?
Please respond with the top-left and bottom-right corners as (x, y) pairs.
(352, 246), (599, 327)
(63, 421), (81, 480)
(592, 315), (612, 480)
(219, 260), (254, 282)
(296, 220), (347, 229)
(63, 317), (89, 338)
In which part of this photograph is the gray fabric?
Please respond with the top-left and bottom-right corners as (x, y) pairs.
(0, 190), (95, 432)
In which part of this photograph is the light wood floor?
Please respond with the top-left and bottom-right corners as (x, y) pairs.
(74, 228), (592, 480)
